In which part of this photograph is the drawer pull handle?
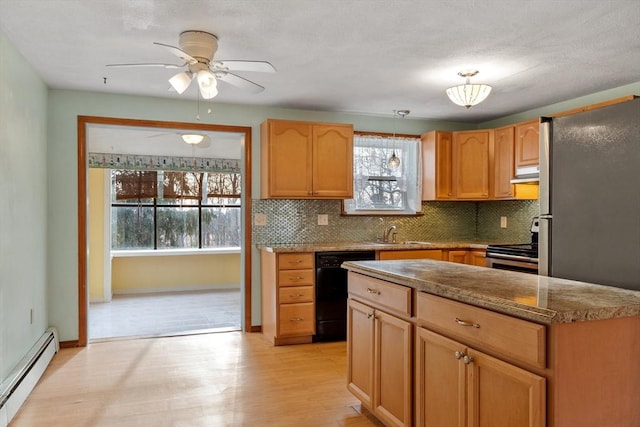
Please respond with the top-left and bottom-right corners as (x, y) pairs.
(366, 288), (381, 295)
(463, 355), (474, 365)
(288, 259), (303, 264)
(290, 276), (304, 281)
(455, 317), (480, 328)
(290, 293), (305, 297)
(454, 351), (465, 360)
(290, 317), (304, 322)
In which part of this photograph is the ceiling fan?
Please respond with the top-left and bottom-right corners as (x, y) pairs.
(107, 30), (276, 99)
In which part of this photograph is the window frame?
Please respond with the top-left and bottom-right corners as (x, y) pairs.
(110, 169), (242, 250)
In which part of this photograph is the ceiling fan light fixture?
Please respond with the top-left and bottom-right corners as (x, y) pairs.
(181, 134), (205, 145)
(169, 71), (193, 94)
(446, 70), (492, 108)
(196, 69), (218, 99)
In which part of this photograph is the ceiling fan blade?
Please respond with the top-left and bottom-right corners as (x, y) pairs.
(217, 71), (265, 93)
(215, 60), (276, 73)
(106, 62), (184, 69)
(153, 42), (198, 65)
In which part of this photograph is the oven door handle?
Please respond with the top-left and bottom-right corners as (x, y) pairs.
(485, 252), (538, 263)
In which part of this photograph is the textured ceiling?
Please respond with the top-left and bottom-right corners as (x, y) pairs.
(1, 0), (639, 124)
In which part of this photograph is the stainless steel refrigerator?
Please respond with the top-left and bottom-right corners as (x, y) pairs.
(539, 97), (640, 291)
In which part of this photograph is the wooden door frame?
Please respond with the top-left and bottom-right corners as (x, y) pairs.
(77, 115), (254, 347)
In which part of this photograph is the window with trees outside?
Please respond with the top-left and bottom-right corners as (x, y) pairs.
(343, 134), (422, 215)
(111, 169), (241, 250)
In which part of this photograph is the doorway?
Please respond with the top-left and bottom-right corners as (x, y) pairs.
(77, 116), (254, 345)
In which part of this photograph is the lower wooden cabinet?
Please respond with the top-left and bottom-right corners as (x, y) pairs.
(446, 249), (487, 266)
(415, 327), (545, 427)
(347, 276), (413, 427)
(260, 251), (315, 345)
(378, 249), (442, 260)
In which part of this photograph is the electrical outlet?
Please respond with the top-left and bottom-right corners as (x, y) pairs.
(500, 216), (508, 228)
(254, 213), (267, 226)
(317, 214), (329, 226)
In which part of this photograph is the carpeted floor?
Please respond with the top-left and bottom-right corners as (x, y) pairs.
(89, 289), (241, 341)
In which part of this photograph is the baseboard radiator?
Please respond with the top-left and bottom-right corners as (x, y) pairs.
(0, 327), (59, 427)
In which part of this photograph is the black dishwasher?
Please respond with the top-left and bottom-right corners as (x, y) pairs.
(314, 251), (376, 342)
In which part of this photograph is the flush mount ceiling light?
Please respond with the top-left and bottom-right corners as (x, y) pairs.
(181, 134), (205, 145)
(446, 70), (492, 108)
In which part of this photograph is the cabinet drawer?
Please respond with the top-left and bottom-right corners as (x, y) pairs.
(348, 272), (411, 317)
(278, 252), (314, 270)
(279, 303), (315, 336)
(279, 286), (314, 303)
(417, 292), (546, 368)
(278, 269), (314, 286)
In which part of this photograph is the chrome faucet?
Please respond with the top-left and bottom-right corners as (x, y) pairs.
(383, 224), (397, 243)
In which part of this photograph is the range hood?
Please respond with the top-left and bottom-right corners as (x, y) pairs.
(510, 165), (540, 184)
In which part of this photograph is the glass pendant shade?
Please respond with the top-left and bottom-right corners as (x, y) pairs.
(446, 71), (492, 108)
(196, 70), (218, 99)
(387, 151), (401, 169)
(169, 71), (193, 94)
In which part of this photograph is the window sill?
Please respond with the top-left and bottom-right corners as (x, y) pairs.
(111, 247), (241, 257)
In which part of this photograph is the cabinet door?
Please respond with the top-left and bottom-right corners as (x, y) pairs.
(515, 119), (540, 168)
(466, 348), (545, 427)
(264, 120), (313, 197)
(467, 250), (487, 267)
(416, 328), (466, 427)
(448, 250), (468, 264)
(374, 310), (413, 427)
(492, 126), (515, 199)
(347, 298), (375, 407)
(422, 131), (453, 200)
(453, 131), (490, 199)
(312, 124), (353, 198)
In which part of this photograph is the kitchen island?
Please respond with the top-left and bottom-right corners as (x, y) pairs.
(342, 259), (640, 427)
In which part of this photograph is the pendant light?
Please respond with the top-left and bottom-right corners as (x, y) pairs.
(388, 109), (409, 169)
(446, 70), (492, 108)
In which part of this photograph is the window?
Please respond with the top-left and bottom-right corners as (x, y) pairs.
(111, 169), (241, 250)
(343, 134), (422, 215)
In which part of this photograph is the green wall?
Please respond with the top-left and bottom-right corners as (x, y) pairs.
(0, 31), (49, 383)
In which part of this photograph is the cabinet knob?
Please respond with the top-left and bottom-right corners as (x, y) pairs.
(463, 355), (474, 365)
(454, 351), (464, 360)
(367, 312), (376, 320)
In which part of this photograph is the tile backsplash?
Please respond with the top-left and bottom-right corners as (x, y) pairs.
(252, 199), (539, 245)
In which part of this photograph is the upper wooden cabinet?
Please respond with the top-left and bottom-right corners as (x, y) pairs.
(452, 130), (491, 200)
(260, 119), (353, 199)
(492, 125), (516, 199)
(421, 131), (453, 200)
(515, 119), (540, 168)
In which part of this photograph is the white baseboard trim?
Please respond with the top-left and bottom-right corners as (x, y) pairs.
(112, 283), (240, 295)
(0, 327), (59, 427)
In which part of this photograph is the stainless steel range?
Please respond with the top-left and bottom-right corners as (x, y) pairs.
(486, 218), (539, 274)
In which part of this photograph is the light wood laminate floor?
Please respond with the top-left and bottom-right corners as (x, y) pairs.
(11, 332), (383, 427)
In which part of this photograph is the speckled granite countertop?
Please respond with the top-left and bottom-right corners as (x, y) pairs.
(257, 241), (489, 252)
(342, 259), (640, 324)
